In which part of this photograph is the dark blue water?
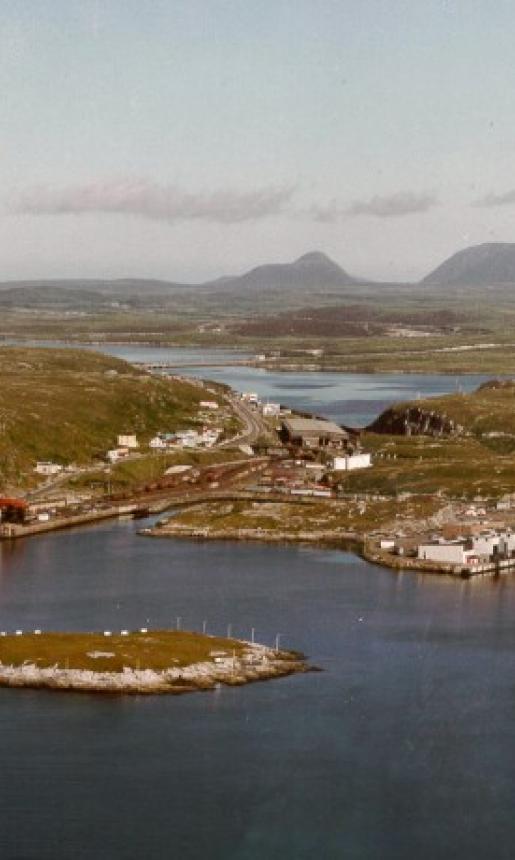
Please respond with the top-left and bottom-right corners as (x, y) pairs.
(1, 522), (515, 859)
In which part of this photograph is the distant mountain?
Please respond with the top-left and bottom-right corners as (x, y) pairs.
(0, 278), (188, 297)
(0, 285), (110, 308)
(0, 252), (368, 309)
(422, 243), (515, 286)
(202, 251), (364, 293)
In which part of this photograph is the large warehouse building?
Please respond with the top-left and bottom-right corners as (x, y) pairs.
(280, 417), (349, 449)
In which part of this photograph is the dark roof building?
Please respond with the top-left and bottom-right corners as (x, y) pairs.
(280, 417), (349, 449)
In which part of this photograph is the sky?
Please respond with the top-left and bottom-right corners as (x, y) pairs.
(1, 0), (515, 282)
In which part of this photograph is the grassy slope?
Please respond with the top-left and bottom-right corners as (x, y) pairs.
(339, 383), (515, 498)
(0, 630), (246, 673)
(0, 347), (214, 486)
(371, 383), (515, 442)
(340, 435), (515, 498)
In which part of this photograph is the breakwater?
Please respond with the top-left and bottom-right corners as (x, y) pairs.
(0, 505), (144, 540)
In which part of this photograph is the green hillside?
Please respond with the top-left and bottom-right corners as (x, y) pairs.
(368, 380), (515, 450)
(0, 347), (213, 487)
(335, 380), (515, 500)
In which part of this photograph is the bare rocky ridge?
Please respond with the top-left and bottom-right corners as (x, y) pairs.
(367, 405), (463, 437)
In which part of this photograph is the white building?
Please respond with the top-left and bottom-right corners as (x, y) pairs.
(35, 461), (63, 476)
(199, 400), (219, 410)
(332, 453), (372, 471)
(149, 436), (167, 449)
(117, 434), (139, 449)
(262, 402), (281, 417)
(149, 433), (177, 449)
(107, 447), (130, 463)
(241, 392), (259, 404)
(417, 529), (515, 566)
(201, 429), (220, 447)
(176, 430), (200, 448)
(417, 541), (476, 565)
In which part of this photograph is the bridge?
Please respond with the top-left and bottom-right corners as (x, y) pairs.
(134, 360), (251, 371)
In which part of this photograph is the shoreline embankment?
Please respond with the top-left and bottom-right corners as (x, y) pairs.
(0, 645), (308, 695)
(143, 520), (515, 579)
(0, 505), (147, 540)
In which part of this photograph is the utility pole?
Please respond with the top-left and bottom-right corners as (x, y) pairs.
(176, 616), (181, 631)
(275, 633), (281, 652)
(251, 627), (255, 644)
(202, 619), (207, 635)
(227, 623), (232, 639)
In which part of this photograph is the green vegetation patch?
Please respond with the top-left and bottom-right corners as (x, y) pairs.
(0, 630), (246, 673)
(340, 433), (515, 498)
(0, 347), (211, 486)
(165, 496), (441, 536)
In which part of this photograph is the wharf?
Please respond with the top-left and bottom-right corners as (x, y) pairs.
(0, 505), (147, 540)
(363, 540), (515, 577)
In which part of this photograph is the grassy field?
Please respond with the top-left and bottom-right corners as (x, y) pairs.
(316, 381), (515, 499)
(162, 496), (442, 537)
(0, 347), (220, 487)
(3, 281), (515, 375)
(337, 435), (515, 498)
(0, 630), (247, 673)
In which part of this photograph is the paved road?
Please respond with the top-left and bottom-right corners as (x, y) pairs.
(218, 396), (273, 448)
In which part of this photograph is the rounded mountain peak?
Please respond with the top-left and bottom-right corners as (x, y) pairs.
(294, 251), (339, 268)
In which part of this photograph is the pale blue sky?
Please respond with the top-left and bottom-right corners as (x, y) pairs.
(1, 0), (515, 281)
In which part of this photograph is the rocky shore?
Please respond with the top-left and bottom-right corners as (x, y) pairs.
(0, 644), (309, 695)
(141, 523), (360, 548)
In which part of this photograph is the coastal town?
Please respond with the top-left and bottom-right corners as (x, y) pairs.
(2, 350), (515, 581)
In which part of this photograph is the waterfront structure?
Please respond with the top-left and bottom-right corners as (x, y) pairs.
(417, 540), (477, 565)
(0, 498), (27, 524)
(417, 529), (515, 566)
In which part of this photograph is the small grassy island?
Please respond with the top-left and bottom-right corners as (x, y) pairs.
(0, 630), (308, 695)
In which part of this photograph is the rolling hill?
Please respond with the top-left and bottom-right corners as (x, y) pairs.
(422, 242), (515, 286)
(202, 251), (365, 293)
(0, 252), (368, 311)
(0, 347), (213, 487)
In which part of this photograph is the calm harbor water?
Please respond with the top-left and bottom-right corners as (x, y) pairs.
(0, 346), (512, 859)
(96, 342), (489, 427)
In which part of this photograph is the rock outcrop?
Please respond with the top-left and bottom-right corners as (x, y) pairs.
(368, 405), (463, 437)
